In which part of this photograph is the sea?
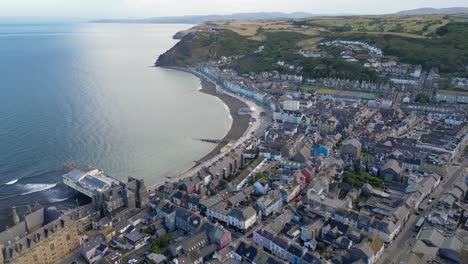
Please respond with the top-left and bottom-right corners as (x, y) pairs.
(0, 23), (231, 227)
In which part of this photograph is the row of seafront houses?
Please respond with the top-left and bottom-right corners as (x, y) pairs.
(198, 63), (278, 111)
(199, 63), (468, 109)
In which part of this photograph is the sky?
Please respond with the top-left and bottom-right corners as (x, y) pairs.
(1, 0), (468, 21)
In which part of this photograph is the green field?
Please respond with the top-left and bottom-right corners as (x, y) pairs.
(315, 88), (377, 100)
(157, 14), (468, 78)
(294, 15), (457, 37)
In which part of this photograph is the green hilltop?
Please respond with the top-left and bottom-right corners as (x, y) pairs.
(156, 14), (468, 80)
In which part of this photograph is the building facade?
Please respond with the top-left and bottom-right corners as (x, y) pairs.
(0, 208), (80, 264)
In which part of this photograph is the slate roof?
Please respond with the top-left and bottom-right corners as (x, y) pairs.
(82, 234), (105, 252)
(418, 228), (445, 247)
(343, 138), (362, 149)
(287, 244), (303, 257)
(198, 244), (217, 259)
(324, 219), (349, 234)
(357, 243), (374, 259)
(392, 205), (410, 223)
(177, 232), (208, 252)
(175, 207), (191, 220)
(382, 159), (402, 174)
(172, 191), (184, 200)
(160, 202), (176, 214)
(272, 236), (289, 250)
(335, 236), (352, 249)
(228, 206), (256, 221)
(189, 196), (200, 205)
(207, 225), (229, 244)
(302, 252), (321, 264)
(235, 241), (258, 261)
(125, 230), (144, 243)
(228, 192), (246, 206)
(200, 195), (224, 208)
(257, 229), (276, 241)
(241, 185), (256, 196)
(418, 228), (463, 251)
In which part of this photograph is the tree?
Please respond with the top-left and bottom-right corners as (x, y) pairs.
(316, 242), (326, 252)
(151, 232), (173, 254)
(415, 93), (430, 104)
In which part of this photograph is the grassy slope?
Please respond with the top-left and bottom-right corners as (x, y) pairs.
(157, 15), (468, 77)
(330, 21), (468, 73)
(155, 29), (258, 67)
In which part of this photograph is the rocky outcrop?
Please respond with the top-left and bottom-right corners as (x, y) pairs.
(155, 32), (196, 67)
(155, 51), (179, 67)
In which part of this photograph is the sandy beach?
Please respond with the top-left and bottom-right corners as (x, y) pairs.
(158, 66), (251, 164)
(197, 79), (250, 162)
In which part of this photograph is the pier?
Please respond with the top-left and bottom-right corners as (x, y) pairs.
(198, 138), (229, 144)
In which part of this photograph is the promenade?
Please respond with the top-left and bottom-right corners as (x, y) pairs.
(149, 68), (269, 190)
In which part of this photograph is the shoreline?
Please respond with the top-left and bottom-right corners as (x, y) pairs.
(153, 66), (252, 186)
(197, 79), (250, 162)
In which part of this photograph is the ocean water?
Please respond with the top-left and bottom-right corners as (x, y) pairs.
(0, 23), (231, 225)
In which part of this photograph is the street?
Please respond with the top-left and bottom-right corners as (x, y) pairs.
(379, 160), (467, 264)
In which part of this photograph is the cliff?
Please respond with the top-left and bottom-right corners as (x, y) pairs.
(155, 29), (258, 67)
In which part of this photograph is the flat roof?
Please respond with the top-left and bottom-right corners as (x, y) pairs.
(63, 168), (121, 193)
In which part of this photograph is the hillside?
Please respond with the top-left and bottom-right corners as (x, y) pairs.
(155, 30), (258, 67)
(156, 14), (468, 78)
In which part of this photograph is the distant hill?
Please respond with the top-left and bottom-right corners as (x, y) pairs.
(395, 7), (468, 15)
(91, 12), (316, 24)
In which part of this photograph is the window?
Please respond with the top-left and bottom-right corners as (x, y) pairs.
(50, 243), (55, 251)
(66, 234), (71, 241)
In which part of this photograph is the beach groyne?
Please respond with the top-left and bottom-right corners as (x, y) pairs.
(149, 66), (256, 190)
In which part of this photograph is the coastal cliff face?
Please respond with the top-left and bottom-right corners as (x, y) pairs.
(155, 29), (258, 67)
(155, 32), (197, 67)
(172, 27), (197, 40)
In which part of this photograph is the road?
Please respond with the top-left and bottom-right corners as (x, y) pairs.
(379, 160), (467, 264)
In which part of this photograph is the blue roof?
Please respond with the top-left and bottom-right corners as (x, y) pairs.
(313, 146), (329, 157)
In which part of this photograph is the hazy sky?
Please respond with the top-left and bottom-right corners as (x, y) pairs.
(1, 0), (468, 20)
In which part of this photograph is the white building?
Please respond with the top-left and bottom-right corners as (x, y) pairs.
(282, 100), (300, 111)
(228, 207), (257, 230)
(436, 90), (468, 104)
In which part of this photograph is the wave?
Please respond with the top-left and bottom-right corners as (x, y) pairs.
(20, 183), (57, 196)
(5, 179), (18, 185)
(0, 183), (58, 201)
(47, 196), (73, 203)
